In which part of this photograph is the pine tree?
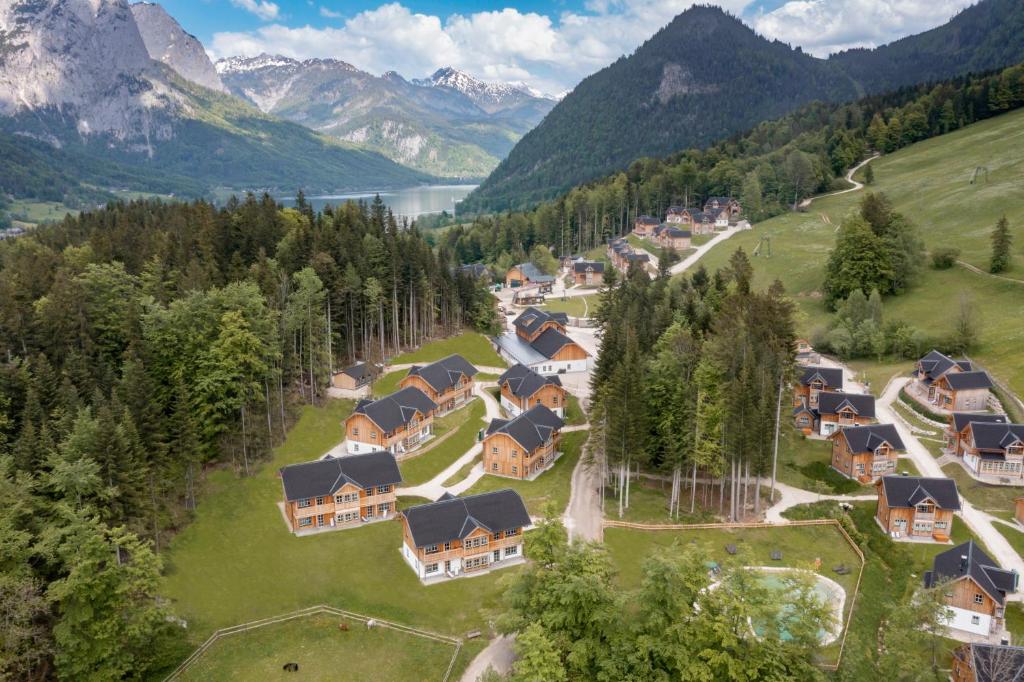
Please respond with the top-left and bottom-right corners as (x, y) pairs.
(864, 163), (875, 185)
(990, 215), (1013, 273)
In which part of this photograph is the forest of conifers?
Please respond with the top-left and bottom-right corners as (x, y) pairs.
(443, 64), (1024, 266)
(0, 193), (495, 678)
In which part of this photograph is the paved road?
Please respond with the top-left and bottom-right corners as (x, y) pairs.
(666, 224), (744, 276)
(763, 481), (877, 523)
(460, 635), (516, 682)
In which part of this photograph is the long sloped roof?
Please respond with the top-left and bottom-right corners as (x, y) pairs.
(944, 370), (994, 391)
(951, 412), (1008, 432)
(406, 354), (478, 393)
(486, 404), (564, 452)
(799, 365), (844, 389)
(280, 451), (401, 501)
(969, 422), (1024, 454)
(880, 475), (961, 511)
(498, 363), (562, 399)
(403, 489), (530, 548)
(924, 540), (1016, 606)
(838, 423), (905, 452)
(817, 391), (876, 419)
(918, 349), (973, 383)
(352, 386), (437, 432)
(530, 327), (577, 359)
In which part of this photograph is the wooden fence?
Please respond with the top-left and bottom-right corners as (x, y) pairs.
(602, 517), (866, 672)
(163, 604), (463, 682)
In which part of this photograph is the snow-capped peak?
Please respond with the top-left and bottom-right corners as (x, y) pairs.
(412, 66), (554, 111)
(215, 54), (300, 74)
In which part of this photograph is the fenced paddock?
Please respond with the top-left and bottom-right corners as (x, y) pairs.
(165, 605), (462, 682)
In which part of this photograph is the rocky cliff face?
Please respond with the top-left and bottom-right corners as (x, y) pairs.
(131, 1), (225, 93)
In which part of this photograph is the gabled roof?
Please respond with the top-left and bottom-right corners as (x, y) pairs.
(405, 354), (478, 393)
(572, 260), (605, 274)
(817, 391), (876, 419)
(635, 215), (659, 225)
(352, 386), (437, 433)
(662, 227), (691, 238)
(879, 475), (961, 511)
(402, 489), (530, 548)
(951, 412), (1008, 432)
(969, 422), (1024, 454)
(338, 361), (371, 383)
(530, 326), (579, 359)
(625, 252), (649, 262)
(924, 540), (1017, 606)
(486, 404), (564, 452)
(792, 400), (815, 417)
(917, 349), (973, 384)
(513, 307), (564, 337)
(963, 643), (1024, 682)
(512, 262), (555, 283)
(944, 370), (994, 391)
(835, 423), (904, 453)
(704, 196), (736, 207)
(280, 451), (401, 501)
(498, 363), (562, 399)
(799, 365), (844, 390)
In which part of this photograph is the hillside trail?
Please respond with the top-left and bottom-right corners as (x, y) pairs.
(956, 259), (1024, 285)
(799, 154), (878, 209)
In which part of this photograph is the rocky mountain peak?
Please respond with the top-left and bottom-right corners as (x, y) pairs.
(131, 1), (226, 92)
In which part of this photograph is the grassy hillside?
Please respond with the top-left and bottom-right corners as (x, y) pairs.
(697, 107), (1024, 393)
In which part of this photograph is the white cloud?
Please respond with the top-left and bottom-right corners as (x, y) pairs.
(208, 0), (974, 92)
(319, 6), (343, 19)
(751, 0), (975, 56)
(229, 0), (280, 22)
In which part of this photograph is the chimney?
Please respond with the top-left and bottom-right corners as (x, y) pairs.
(960, 555), (968, 572)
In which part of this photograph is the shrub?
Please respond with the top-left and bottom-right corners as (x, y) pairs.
(930, 247), (960, 269)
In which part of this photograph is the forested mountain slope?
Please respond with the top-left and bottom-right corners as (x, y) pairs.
(466, 0), (1024, 212)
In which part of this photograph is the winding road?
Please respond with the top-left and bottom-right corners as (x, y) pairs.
(799, 154), (878, 209)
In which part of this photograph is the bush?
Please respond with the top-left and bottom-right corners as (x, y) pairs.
(898, 387), (947, 422)
(930, 247), (960, 269)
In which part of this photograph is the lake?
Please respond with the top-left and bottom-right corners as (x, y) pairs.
(278, 184), (477, 220)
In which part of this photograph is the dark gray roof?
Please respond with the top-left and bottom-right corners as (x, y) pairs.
(513, 307), (561, 337)
(880, 475), (961, 511)
(969, 422), (1024, 454)
(353, 386), (437, 432)
(406, 354), (478, 393)
(951, 412), (1009, 432)
(339, 362), (371, 383)
(625, 252), (649, 262)
(964, 643), (1024, 681)
(817, 391), (876, 419)
(514, 262), (555, 283)
(486, 404), (564, 451)
(636, 215), (659, 225)
(918, 349), (973, 384)
(945, 370), (994, 391)
(498, 363), (562, 399)
(799, 366), (844, 389)
(403, 489), (530, 548)
(530, 327), (577, 359)
(280, 451), (401, 501)
(792, 400), (814, 417)
(663, 227), (691, 238)
(572, 260), (604, 274)
(837, 423), (904, 452)
(704, 196), (736, 209)
(924, 540), (1016, 606)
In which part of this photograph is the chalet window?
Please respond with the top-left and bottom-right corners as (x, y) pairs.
(297, 498), (312, 509)
(465, 536), (488, 549)
(365, 506), (374, 518)
(971, 615), (981, 625)
(298, 517), (312, 527)
(505, 546), (518, 557)
(975, 593), (984, 604)
(505, 528), (519, 537)
(316, 514), (325, 526)
(493, 532), (502, 540)
(552, 396), (559, 405)
(376, 485), (391, 494)
(512, 466), (517, 474)
(364, 488), (374, 496)
(377, 503), (391, 515)
(315, 496), (325, 506)
(511, 450), (518, 458)
(916, 504), (933, 514)
(353, 427), (359, 436)
(425, 544), (439, 555)
(443, 542), (451, 551)
(492, 463), (498, 471)
(491, 446), (498, 454)
(934, 521), (947, 529)
(336, 511), (358, 523)
(425, 563), (439, 574)
(371, 431), (377, 440)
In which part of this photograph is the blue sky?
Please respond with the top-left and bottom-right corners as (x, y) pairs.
(159, 0), (976, 94)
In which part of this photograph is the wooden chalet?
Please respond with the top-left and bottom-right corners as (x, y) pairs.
(958, 421), (1024, 481)
(493, 307), (589, 375)
(653, 224), (691, 250)
(830, 423), (904, 482)
(916, 350), (994, 411)
(505, 262), (555, 292)
(946, 412), (1009, 456)
(702, 196), (742, 218)
(793, 365), (844, 410)
(400, 489), (530, 582)
(633, 215), (660, 237)
(279, 451), (401, 534)
(497, 363), (567, 417)
(951, 642), (1024, 682)
(345, 386), (437, 456)
(875, 475), (960, 542)
(399, 354), (477, 416)
(572, 260), (605, 286)
(332, 362), (372, 391)
(483, 404), (564, 480)
(815, 391), (876, 436)
(925, 541), (1018, 637)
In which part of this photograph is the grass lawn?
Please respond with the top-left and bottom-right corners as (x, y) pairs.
(391, 332), (505, 367)
(604, 523), (861, 665)
(371, 368), (408, 397)
(696, 108), (1024, 398)
(1006, 602), (1024, 640)
(896, 457), (923, 478)
(441, 457), (480, 487)
(776, 427), (862, 494)
(539, 294), (601, 318)
(160, 398), (513, 649)
(465, 430), (586, 515)
(846, 359), (913, 396)
(563, 393), (586, 425)
(7, 199), (78, 225)
(941, 463), (1024, 515)
(603, 479), (718, 525)
(177, 612), (465, 682)
(399, 400), (486, 486)
(691, 233), (714, 246)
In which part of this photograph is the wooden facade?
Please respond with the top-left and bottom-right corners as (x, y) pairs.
(793, 378), (837, 409)
(399, 374), (473, 415)
(875, 480), (956, 540)
(831, 434), (897, 482)
(400, 518), (524, 578)
(500, 381), (566, 416)
(572, 265), (603, 286)
(483, 430), (560, 480)
(345, 410), (433, 456)
(284, 481), (397, 533)
(932, 374), (991, 412)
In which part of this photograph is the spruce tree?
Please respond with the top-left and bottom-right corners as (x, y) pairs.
(864, 163), (875, 185)
(990, 215), (1013, 273)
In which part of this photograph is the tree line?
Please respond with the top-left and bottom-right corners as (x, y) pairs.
(441, 63), (1024, 268)
(587, 249), (795, 521)
(0, 193), (495, 679)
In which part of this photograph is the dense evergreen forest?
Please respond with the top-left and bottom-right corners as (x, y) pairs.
(0, 194), (495, 679)
(444, 64), (1024, 265)
(465, 0), (1024, 212)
